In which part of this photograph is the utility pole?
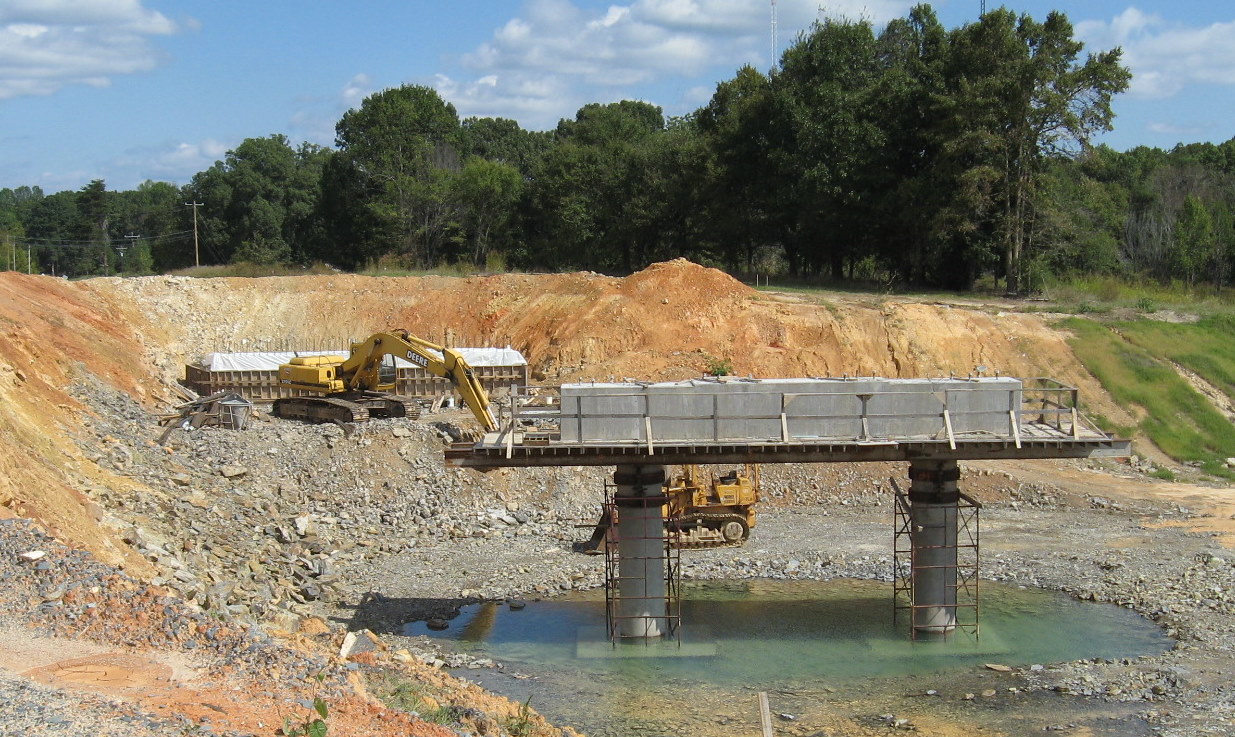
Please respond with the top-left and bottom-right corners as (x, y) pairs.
(122, 233), (139, 275)
(185, 201), (203, 267)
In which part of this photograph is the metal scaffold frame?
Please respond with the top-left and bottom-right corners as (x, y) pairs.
(892, 483), (982, 640)
(602, 480), (682, 643)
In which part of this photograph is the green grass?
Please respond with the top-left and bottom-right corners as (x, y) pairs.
(1113, 314), (1235, 401)
(167, 261), (340, 278)
(1045, 275), (1235, 316)
(368, 674), (459, 726)
(1062, 317), (1235, 477)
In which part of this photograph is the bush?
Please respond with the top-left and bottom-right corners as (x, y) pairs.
(704, 356), (734, 376)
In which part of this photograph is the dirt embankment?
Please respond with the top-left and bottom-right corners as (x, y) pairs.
(1, 259), (1132, 568)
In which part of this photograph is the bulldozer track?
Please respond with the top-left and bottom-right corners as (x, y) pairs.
(670, 512), (750, 549)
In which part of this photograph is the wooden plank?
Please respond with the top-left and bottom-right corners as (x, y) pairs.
(1009, 410), (1022, 449)
(759, 692), (774, 737)
(943, 409), (956, 450)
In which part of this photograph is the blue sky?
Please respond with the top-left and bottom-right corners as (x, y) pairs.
(1, 0), (1233, 192)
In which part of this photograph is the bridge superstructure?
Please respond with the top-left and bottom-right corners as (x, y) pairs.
(445, 376), (1130, 641)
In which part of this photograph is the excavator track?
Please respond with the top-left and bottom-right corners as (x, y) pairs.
(273, 396), (370, 424)
(272, 392), (422, 425)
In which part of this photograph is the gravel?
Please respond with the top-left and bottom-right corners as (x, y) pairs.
(4, 375), (1231, 737)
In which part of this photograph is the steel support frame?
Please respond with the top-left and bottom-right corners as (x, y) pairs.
(893, 475), (981, 641)
(602, 468), (681, 643)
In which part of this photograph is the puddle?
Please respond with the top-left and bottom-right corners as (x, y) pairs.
(405, 579), (1170, 736)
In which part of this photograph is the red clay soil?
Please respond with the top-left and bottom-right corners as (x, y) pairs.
(1, 259), (1136, 571)
(0, 259), (1141, 736)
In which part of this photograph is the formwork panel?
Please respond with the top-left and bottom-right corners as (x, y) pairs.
(558, 377), (1023, 444)
(184, 353), (528, 402)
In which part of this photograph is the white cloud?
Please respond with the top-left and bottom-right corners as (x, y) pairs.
(287, 74), (380, 147)
(0, 0), (182, 100)
(112, 138), (231, 184)
(1148, 121), (1206, 137)
(444, 0), (912, 128)
(1078, 9), (1235, 99)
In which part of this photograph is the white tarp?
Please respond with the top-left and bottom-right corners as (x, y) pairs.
(200, 347), (526, 372)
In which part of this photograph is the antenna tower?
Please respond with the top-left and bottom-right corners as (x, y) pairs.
(770, 0), (778, 71)
(980, 1), (986, 14)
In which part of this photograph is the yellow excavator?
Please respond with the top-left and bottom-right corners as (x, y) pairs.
(272, 329), (499, 430)
(577, 464), (761, 553)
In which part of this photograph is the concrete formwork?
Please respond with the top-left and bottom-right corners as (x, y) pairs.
(558, 377), (1022, 444)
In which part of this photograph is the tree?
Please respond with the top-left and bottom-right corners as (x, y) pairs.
(334, 85), (463, 267)
(777, 17), (885, 279)
(529, 100), (672, 272)
(76, 179), (114, 276)
(696, 65), (790, 273)
(947, 9), (1130, 293)
(453, 157), (523, 267)
(0, 187), (40, 272)
(458, 117), (554, 176)
(115, 181), (181, 273)
(1175, 194), (1216, 286)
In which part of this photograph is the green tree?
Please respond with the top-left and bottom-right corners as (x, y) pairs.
(76, 179), (115, 276)
(777, 17), (885, 279)
(947, 9), (1130, 293)
(529, 100), (675, 272)
(0, 187), (40, 271)
(334, 85), (463, 267)
(23, 191), (78, 275)
(695, 65), (790, 273)
(453, 157), (523, 266)
(459, 117), (554, 176)
(1175, 194), (1216, 285)
(115, 181), (182, 273)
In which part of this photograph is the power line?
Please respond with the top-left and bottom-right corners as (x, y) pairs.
(15, 229), (194, 246)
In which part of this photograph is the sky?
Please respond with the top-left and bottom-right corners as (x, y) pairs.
(1, 0), (1233, 193)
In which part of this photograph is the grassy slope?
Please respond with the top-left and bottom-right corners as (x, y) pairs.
(1062, 317), (1235, 477)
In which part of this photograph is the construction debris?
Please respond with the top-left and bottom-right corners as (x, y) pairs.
(158, 391), (254, 445)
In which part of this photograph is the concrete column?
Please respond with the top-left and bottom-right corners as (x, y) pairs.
(907, 459), (960, 638)
(613, 464), (668, 638)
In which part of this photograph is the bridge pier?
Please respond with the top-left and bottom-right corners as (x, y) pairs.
(611, 464), (671, 638)
(907, 459), (961, 638)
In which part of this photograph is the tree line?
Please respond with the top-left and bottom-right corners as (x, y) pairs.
(2, 4), (1233, 293)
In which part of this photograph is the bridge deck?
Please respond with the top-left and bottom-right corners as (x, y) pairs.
(446, 421), (1129, 468)
(444, 377), (1131, 469)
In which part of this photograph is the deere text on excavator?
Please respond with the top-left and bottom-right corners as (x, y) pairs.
(272, 329), (499, 430)
(577, 464), (761, 552)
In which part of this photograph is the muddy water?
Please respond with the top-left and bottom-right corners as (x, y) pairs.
(407, 580), (1169, 736)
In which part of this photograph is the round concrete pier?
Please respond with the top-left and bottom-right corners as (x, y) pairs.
(613, 464), (669, 638)
(908, 459), (961, 638)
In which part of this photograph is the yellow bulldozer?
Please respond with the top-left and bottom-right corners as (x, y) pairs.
(576, 464), (761, 553)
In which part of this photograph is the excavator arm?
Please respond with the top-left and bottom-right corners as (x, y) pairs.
(340, 330), (499, 433)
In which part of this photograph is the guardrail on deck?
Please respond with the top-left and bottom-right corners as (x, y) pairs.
(492, 377), (1107, 452)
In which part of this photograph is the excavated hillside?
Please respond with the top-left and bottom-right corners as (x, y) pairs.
(0, 259), (1133, 568)
(20, 259), (1235, 737)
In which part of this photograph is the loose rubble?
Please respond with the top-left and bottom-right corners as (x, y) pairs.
(0, 370), (1228, 737)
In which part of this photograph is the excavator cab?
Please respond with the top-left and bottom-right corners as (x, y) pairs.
(377, 354), (397, 388)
